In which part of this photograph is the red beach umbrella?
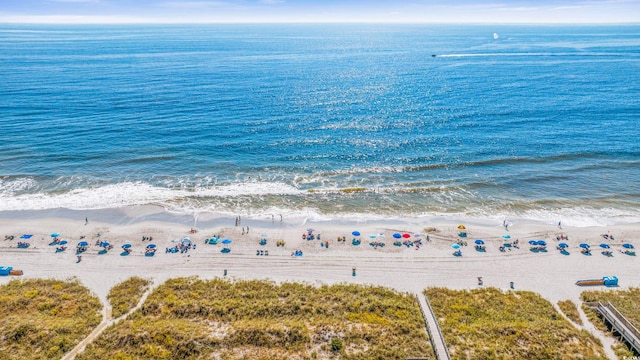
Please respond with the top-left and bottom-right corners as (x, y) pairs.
(402, 233), (411, 239)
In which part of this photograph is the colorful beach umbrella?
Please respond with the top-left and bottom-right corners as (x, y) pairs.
(536, 240), (547, 246)
(558, 243), (569, 248)
(393, 233), (402, 239)
(20, 234), (33, 239)
(452, 243), (461, 249)
(402, 233), (411, 239)
(146, 244), (156, 249)
(458, 225), (466, 230)
(222, 239), (232, 244)
(369, 234), (377, 239)
(50, 233), (60, 238)
(528, 240), (538, 245)
(100, 241), (110, 247)
(623, 243), (634, 249)
(78, 241), (88, 246)
(352, 231), (361, 236)
(600, 243), (610, 249)
(59, 240), (68, 245)
(475, 239), (485, 245)
(122, 243), (132, 249)
(579, 243), (590, 249)
(502, 234), (511, 239)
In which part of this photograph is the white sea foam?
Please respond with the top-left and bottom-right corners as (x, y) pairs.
(0, 181), (304, 211)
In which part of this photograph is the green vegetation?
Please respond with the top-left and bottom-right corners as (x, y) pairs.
(558, 300), (583, 325)
(581, 288), (640, 358)
(425, 287), (606, 360)
(77, 278), (433, 359)
(108, 277), (152, 318)
(0, 279), (102, 360)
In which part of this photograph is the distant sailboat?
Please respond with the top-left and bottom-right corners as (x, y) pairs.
(493, 32), (500, 40)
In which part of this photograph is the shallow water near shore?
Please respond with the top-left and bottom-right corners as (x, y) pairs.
(1, 24), (639, 226)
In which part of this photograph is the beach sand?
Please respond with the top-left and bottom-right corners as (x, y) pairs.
(1, 211), (638, 307)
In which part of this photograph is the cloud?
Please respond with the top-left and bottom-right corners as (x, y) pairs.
(159, 1), (229, 9)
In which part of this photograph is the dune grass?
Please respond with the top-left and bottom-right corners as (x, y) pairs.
(581, 287), (640, 358)
(0, 278), (102, 360)
(108, 277), (152, 318)
(77, 278), (433, 359)
(558, 300), (583, 325)
(425, 287), (606, 360)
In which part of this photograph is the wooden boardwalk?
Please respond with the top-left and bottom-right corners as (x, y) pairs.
(586, 301), (640, 355)
(415, 292), (451, 360)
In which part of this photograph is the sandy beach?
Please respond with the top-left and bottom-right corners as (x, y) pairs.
(1, 209), (638, 308)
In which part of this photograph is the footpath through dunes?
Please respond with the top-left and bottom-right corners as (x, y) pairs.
(425, 287), (608, 360)
(0, 279), (102, 360)
(75, 278), (435, 360)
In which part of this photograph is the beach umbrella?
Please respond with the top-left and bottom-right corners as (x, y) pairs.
(50, 233), (60, 238)
(452, 243), (461, 249)
(146, 244), (156, 249)
(100, 241), (110, 247)
(402, 233), (411, 239)
(623, 243), (634, 249)
(222, 238), (232, 244)
(369, 234), (377, 239)
(579, 243), (590, 249)
(122, 243), (132, 249)
(352, 231), (361, 236)
(59, 240), (68, 245)
(78, 241), (88, 246)
(458, 225), (466, 230)
(600, 243), (610, 249)
(414, 233), (421, 237)
(558, 243), (569, 248)
(182, 237), (191, 244)
(393, 233), (402, 239)
(502, 234), (511, 239)
(536, 240), (547, 246)
(378, 233), (385, 237)
(528, 240), (538, 245)
(20, 234), (33, 239)
(475, 239), (485, 245)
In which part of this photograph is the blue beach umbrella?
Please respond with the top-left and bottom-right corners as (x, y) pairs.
(475, 239), (485, 245)
(502, 234), (511, 239)
(528, 240), (538, 246)
(146, 244), (156, 249)
(122, 243), (131, 249)
(393, 233), (402, 239)
(59, 240), (68, 245)
(20, 234), (33, 239)
(50, 233), (60, 238)
(352, 231), (361, 237)
(369, 234), (377, 239)
(536, 240), (547, 246)
(452, 243), (461, 249)
(558, 243), (569, 248)
(600, 243), (610, 249)
(100, 241), (110, 247)
(623, 243), (634, 249)
(78, 241), (88, 246)
(222, 238), (232, 244)
(579, 243), (590, 249)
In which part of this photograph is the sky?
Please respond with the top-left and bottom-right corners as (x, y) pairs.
(0, 0), (639, 24)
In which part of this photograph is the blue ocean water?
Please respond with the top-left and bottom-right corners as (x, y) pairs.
(0, 24), (639, 225)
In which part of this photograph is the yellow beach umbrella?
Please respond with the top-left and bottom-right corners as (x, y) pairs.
(458, 225), (466, 230)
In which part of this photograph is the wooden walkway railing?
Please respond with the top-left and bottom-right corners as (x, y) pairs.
(585, 301), (640, 354)
(415, 293), (451, 360)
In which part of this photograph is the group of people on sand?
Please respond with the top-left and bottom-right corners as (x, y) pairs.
(256, 249), (269, 256)
(4, 235), (15, 240)
(141, 236), (153, 241)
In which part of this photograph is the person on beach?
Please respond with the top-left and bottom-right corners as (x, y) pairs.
(85, 217), (88, 225)
(558, 221), (562, 229)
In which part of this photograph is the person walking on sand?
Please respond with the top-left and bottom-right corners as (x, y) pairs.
(85, 217), (88, 225)
(558, 221), (562, 229)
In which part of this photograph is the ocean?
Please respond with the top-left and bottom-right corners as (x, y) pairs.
(1, 24), (639, 226)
